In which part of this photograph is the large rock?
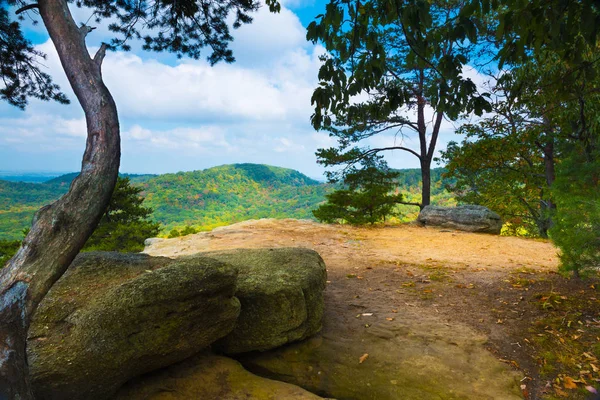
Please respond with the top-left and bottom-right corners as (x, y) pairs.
(202, 247), (327, 354)
(417, 205), (502, 234)
(28, 252), (241, 400)
(115, 352), (325, 399)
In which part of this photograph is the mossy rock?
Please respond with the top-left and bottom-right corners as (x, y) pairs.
(28, 252), (240, 400)
(115, 352), (324, 399)
(202, 248), (327, 354)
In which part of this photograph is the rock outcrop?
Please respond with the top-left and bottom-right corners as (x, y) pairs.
(417, 205), (503, 234)
(28, 252), (240, 400)
(238, 326), (521, 400)
(115, 352), (324, 399)
(205, 247), (327, 354)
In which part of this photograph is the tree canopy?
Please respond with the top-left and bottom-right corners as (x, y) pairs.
(307, 0), (491, 208)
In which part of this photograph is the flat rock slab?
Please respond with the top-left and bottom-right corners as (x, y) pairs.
(417, 205), (503, 234)
(201, 247), (327, 354)
(238, 303), (522, 399)
(115, 353), (325, 400)
(28, 252), (240, 400)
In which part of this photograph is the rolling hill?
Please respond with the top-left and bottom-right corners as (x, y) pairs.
(0, 164), (452, 240)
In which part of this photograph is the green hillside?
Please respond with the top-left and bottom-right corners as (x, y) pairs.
(137, 164), (329, 232)
(0, 164), (452, 240)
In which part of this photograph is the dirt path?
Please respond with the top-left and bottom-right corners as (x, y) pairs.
(145, 219), (600, 399)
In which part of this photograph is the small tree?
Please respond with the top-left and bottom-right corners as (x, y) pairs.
(313, 156), (403, 225)
(83, 177), (161, 252)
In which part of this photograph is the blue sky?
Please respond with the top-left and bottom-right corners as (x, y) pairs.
(0, 1), (475, 179)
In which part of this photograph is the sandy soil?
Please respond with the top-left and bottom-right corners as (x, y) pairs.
(145, 219), (600, 399)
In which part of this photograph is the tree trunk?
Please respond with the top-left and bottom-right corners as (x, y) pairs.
(538, 135), (556, 238)
(420, 158), (431, 209)
(0, 1), (120, 397)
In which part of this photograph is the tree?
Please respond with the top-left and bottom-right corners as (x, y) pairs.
(83, 177), (161, 252)
(0, 0), (277, 396)
(440, 60), (561, 238)
(307, 0), (491, 209)
(440, 6), (600, 274)
(313, 156), (403, 225)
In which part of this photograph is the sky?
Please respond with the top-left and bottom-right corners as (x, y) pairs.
(0, 1), (478, 179)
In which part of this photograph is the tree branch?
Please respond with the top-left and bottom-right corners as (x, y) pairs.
(79, 24), (96, 38)
(15, 4), (39, 15)
(94, 43), (108, 67)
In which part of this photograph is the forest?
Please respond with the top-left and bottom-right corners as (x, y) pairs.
(0, 164), (452, 240)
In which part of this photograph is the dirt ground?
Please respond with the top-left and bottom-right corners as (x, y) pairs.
(145, 219), (600, 400)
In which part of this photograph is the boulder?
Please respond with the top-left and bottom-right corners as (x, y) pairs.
(202, 247), (327, 354)
(417, 205), (502, 234)
(28, 252), (240, 400)
(115, 352), (325, 399)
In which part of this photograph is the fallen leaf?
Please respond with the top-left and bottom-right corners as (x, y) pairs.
(386, 317), (394, 321)
(361, 313), (373, 316)
(391, 309), (398, 313)
(591, 364), (599, 372)
(563, 376), (577, 389)
(359, 353), (369, 364)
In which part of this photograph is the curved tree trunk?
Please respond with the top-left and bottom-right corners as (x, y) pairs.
(0, 1), (120, 397)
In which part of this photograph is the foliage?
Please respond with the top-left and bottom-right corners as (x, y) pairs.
(550, 146), (600, 277)
(83, 177), (161, 252)
(139, 164), (331, 233)
(167, 225), (198, 238)
(468, 0), (600, 67)
(313, 156), (403, 225)
(0, 5), (69, 109)
(307, 0), (490, 207)
(439, 61), (561, 238)
(0, 239), (20, 267)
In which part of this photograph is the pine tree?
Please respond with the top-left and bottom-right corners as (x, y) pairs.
(83, 177), (161, 252)
(313, 156), (403, 225)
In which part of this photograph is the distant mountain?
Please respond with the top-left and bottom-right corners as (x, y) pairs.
(0, 164), (330, 240)
(0, 172), (66, 183)
(0, 164), (452, 240)
(137, 164), (329, 232)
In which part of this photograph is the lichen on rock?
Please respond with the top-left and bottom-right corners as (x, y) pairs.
(204, 247), (328, 354)
(28, 252), (240, 400)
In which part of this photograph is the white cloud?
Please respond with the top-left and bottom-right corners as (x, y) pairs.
(3, 2), (492, 178)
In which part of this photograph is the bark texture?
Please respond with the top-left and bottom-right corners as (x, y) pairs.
(0, 0), (120, 397)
